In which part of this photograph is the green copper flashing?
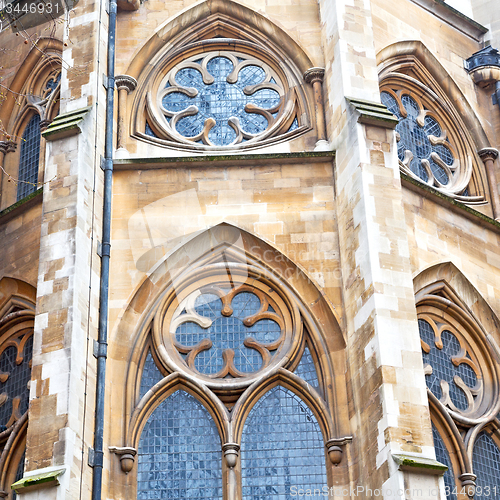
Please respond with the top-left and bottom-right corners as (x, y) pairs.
(346, 97), (399, 129)
(11, 468), (65, 492)
(42, 106), (92, 141)
(393, 454), (448, 475)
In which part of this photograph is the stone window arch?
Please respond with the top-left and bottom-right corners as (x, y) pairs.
(378, 41), (490, 208)
(0, 41), (61, 207)
(0, 278), (36, 499)
(121, 1), (327, 153)
(112, 225), (350, 499)
(415, 275), (500, 499)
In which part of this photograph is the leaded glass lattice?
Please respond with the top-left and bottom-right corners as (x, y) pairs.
(432, 425), (457, 500)
(472, 432), (500, 494)
(139, 351), (163, 400)
(0, 335), (33, 428)
(174, 289), (282, 377)
(12, 450), (25, 500)
(241, 386), (327, 500)
(294, 346), (320, 390)
(17, 115), (41, 200)
(380, 91), (455, 187)
(137, 390), (222, 500)
(419, 319), (478, 412)
(162, 57), (280, 146)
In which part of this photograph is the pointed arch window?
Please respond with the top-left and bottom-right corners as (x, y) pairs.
(416, 280), (500, 499)
(17, 114), (41, 201)
(123, 250), (345, 500)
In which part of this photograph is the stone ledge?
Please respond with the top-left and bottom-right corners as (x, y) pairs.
(11, 467), (65, 493)
(393, 454), (447, 475)
(401, 173), (500, 233)
(345, 97), (399, 129)
(0, 188), (43, 225)
(408, 0), (487, 41)
(113, 151), (335, 170)
(42, 106), (92, 142)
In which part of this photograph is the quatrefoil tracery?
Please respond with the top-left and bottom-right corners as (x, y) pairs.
(419, 318), (483, 416)
(381, 89), (472, 196)
(155, 51), (294, 147)
(170, 285), (284, 379)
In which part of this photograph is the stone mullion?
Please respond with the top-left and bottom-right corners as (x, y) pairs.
(318, 0), (438, 498)
(22, 0), (107, 498)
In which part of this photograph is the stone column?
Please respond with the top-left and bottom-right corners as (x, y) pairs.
(19, 0), (107, 497)
(317, 0), (440, 498)
(115, 75), (137, 150)
(478, 147), (500, 220)
(303, 67), (329, 151)
(0, 141), (16, 207)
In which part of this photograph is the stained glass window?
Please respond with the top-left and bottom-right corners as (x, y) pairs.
(0, 335), (33, 429)
(294, 346), (320, 390)
(241, 386), (327, 499)
(139, 351), (163, 400)
(137, 390), (222, 500)
(17, 115), (41, 201)
(380, 92), (454, 186)
(432, 425), (457, 500)
(418, 319), (477, 411)
(175, 291), (281, 376)
(472, 432), (500, 494)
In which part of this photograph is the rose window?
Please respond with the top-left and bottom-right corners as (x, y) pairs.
(381, 91), (462, 190)
(419, 319), (482, 414)
(171, 287), (284, 378)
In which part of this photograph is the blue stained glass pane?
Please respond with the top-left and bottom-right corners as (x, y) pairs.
(0, 335), (33, 427)
(419, 320), (477, 411)
(380, 92), (402, 119)
(294, 346), (320, 389)
(162, 57), (280, 145)
(432, 425), (457, 500)
(287, 118), (299, 133)
(12, 450), (25, 500)
(472, 432), (500, 493)
(238, 65), (266, 87)
(424, 116), (442, 138)
(241, 386), (327, 500)
(145, 122), (157, 138)
(17, 115), (41, 200)
(139, 351), (163, 400)
(137, 390), (222, 500)
(388, 94), (455, 187)
(175, 291), (281, 375)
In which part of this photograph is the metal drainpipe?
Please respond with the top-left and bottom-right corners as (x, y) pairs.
(91, 0), (117, 496)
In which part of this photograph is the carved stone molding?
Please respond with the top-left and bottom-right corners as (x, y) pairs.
(222, 442), (239, 468)
(478, 147), (499, 162)
(115, 75), (138, 94)
(325, 436), (352, 465)
(477, 147), (500, 219)
(303, 67), (325, 85)
(459, 472), (476, 498)
(109, 446), (137, 474)
(0, 141), (16, 155)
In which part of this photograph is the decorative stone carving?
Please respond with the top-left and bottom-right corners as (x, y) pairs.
(325, 436), (352, 465)
(109, 446), (137, 474)
(459, 472), (477, 498)
(115, 75), (137, 94)
(222, 443), (239, 468)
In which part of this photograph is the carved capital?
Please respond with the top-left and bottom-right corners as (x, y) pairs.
(478, 147), (499, 162)
(0, 141), (17, 155)
(326, 436), (352, 465)
(222, 442), (239, 469)
(109, 446), (137, 474)
(115, 75), (138, 93)
(304, 67), (325, 85)
(459, 472), (476, 498)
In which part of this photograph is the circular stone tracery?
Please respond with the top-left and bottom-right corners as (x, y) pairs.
(157, 51), (286, 147)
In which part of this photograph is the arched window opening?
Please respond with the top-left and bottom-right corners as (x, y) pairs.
(17, 115), (41, 201)
(294, 344), (321, 391)
(431, 425), (457, 500)
(138, 350), (163, 400)
(137, 390), (223, 500)
(240, 386), (328, 499)
(472, 431), (500, 494)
